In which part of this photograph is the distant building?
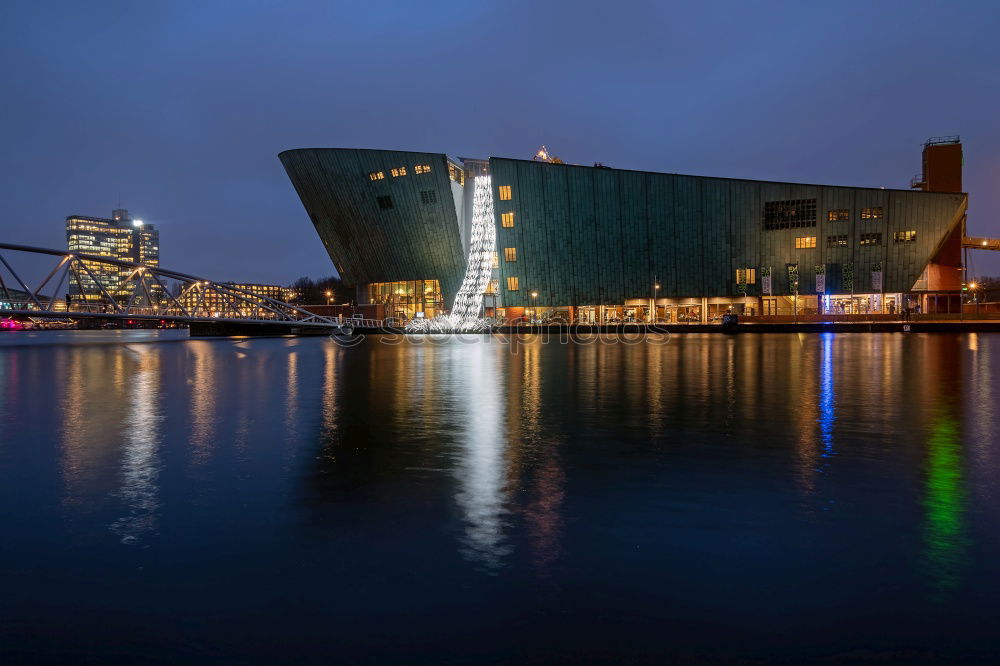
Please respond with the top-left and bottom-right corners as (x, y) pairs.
(178, 281), (288, 319)
(66, 208), (160, 305)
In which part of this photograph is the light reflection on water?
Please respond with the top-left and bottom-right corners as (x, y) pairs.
(109, 344), (163, 544)
(1, 330), (999, 661)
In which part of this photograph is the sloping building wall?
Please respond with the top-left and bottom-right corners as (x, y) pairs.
(279, 148), (467, 303)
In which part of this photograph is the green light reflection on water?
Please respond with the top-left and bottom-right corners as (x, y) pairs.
(923, 411), (968, 597)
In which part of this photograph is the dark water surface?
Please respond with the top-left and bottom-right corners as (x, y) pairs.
(2, 330), (999, 663)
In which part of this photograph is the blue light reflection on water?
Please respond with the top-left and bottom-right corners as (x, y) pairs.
(819, 332), (835, 457)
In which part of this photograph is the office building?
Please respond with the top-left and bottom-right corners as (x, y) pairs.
(65, 208), (160, 305)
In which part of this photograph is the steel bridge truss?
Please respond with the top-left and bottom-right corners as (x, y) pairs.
(0, 242), (340, 329)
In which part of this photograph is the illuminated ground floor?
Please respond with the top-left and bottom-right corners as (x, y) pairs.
(358, 280), (961, 324)
(488, 292), (963, 324)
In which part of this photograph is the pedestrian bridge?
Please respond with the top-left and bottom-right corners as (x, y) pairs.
(0, 242), (345, 333)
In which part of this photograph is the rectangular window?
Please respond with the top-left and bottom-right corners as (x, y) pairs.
(498, 185), (512, 201)
(795, 236), (817, 249)
(501, 211), (515, 228)
(486, 279), (498, 294)
(448, 164), (464, 185)
(390, 167), (407, 177)
(414, 164), (431, 174)
(827, 234), (848, 246)
(492, 252), (499, 269)
(763, 199), (816, 230)
(376, 195), (393, 210)
(861, 206), (884, 220)
(504, 247), (517, 262)
(859, 232), (882, 246)
(735, 268), (756, 285)
(506, 276), (519, 291)
(368, 171), (385, 181)
(419, 190), (437, 204)
(894, 230), (917, 242)
(827, 209), (849, 221)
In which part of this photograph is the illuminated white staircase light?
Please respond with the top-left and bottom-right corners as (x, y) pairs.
(407, 175), (496, 333)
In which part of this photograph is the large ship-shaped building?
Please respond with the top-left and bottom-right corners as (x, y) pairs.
(280, 138), (966, 323)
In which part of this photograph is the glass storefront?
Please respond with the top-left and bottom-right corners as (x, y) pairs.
(368, 280), (443, 320)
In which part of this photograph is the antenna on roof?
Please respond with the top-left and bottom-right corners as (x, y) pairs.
(533, 145), (564, 164)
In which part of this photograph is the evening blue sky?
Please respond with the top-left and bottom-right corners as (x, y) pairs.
(1, 0), (998, 283)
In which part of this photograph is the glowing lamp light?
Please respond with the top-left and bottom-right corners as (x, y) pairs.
(132, 219), (144, 227)
(969, 282), (978, 290)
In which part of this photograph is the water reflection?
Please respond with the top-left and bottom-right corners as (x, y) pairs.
(922, 409), (967, 595)
(453, 339), (510, 570)
(10, 330), (1000, 659)
(188, 341), (217, 466)
(109, 345), (163, 544)
(520, 342), (564, 575)
(819, 333), (835, 457)
(285, 341), (299, 443)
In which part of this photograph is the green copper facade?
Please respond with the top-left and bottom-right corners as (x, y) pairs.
(280, 148), (966, 311)
(489, 158), (966, 307)
(280, 148), (467, 302)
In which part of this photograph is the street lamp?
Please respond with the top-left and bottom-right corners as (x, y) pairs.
(651, 281), (660, 323)
(326, 290), (332, 306)
(530, 291), (538, 323)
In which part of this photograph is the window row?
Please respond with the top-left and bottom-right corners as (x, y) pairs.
(826, 206), (884, 221)
(368, 164), (432, 181)
(735, 268), (757, 285)
(786, 230), (918, 247)
(373, 191), (440, 209)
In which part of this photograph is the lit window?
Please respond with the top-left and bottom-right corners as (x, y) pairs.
(795, 236), (817, 249)
(498, 185), (512, 200)
(859, 232), (882, 246)
(504, 247), (517, 262)
(827, 234), (848, 246)
(893, 230), (917, 242)
(501, 212), (514, 228)
(420, 190), (437, 204)
(827, 209), (849, 221)
(486, 279), (498, 294)
(735, 268), (756, 284)
(390, 167), (407, 177)
(368, 171), (385, 181)
(506, 276), (519, 291)
(448, 164), (464, 185)
(376, 195), (393, 210)
(414, 164), (431, 174)
(861, 206), (884, 220)
(492, 252), (499, 269)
